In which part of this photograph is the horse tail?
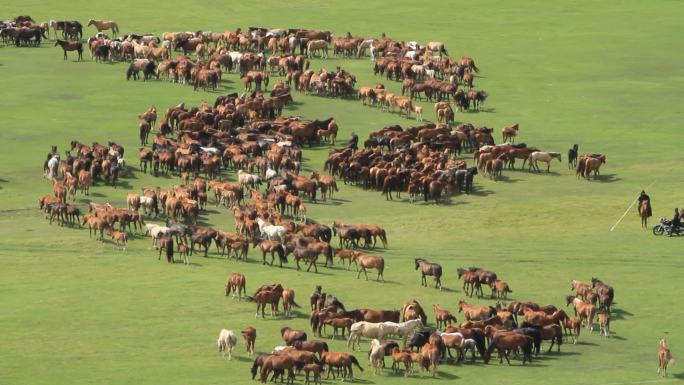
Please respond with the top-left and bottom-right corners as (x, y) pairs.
(322, 341), (329, 352)
(291, 299), (301, 308)
(245, 296), (255, 302)
(114, 23), (119, 34)
(350, 355), (364, 372)
(380, 229), (388, 247)
(441, 47), (448, 55)
(472, 62), (479, 73)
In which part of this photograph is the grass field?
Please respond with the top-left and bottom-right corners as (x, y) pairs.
(1, 1), (684, 384)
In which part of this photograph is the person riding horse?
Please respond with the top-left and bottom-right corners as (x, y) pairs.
(346, 132), (358, 152)
(668, 208), (680, 236)
(637, 190), (652, 218)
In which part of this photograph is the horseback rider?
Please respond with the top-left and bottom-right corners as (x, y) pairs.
(637, 190), (652, 218)
(668, 208), (680, 236)
(346, 132), (359, 152)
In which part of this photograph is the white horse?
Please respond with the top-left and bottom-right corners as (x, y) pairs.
(228, 51), (243, 72)
(237, 170), (262, 189)
(347, 321), (395, 350)
(382, 319), (422, 346)
(528, 151), (562, 172)
(46, 154), (60, 179)
(217, 329), (237, 360)
(357, 39), (375, 58)
(265, 167), (277, 181)
(200, 146), (220, 155)
(369, 339), (385, 374)
(256, 218), (286, 242)
(271, 345), (296, 354)
(145, 223), (169, 247)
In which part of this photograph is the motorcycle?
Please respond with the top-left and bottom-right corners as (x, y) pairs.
(652, 218), (684, 236)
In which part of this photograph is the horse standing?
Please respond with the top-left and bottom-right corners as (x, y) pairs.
(217, 329), (237, 360)
(87, 19), (119, 36)
(639, 199), (651, 228)
(414, 258), (442, 289)
(55, 40), (83, 61)
(658, 338), (675, 377)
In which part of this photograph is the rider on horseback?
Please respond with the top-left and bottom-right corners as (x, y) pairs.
(637, 190), (652, 218)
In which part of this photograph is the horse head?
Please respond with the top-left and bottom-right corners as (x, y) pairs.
(565, 296), (575, 306)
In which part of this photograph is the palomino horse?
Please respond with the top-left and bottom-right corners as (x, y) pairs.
(282, 288), (299, 318)
(87, 19), (119, 36)
(639, 199), (651, 228)
(217, 329), (237, 360)
(658, 338), (675, 377)
(528, 151), (561, 172)
(225, 272), (246, 300)
(414, 258), (442, 289)
(307, 40), (329, 59)
(55, 40), (83, 61)
(351, 252), (385, 281)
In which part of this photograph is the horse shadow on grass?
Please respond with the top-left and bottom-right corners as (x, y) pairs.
(469, 187), (495, 197)
(611, 308), (633, 320)
(593, 173), (620, 183)
(492, 174), (520, 183)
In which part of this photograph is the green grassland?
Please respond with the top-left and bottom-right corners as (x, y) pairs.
(1, 1), (683, 384)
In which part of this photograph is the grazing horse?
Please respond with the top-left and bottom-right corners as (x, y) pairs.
(369, 339), (385, 374)
(484, 333), (533, 365)
(281, 326), (307, 345)
(55, 40), (83, 61)
(87, 19), (119, 36)
(658, 338), (675, 377)
(351, 252), (385, 281)
(528, 151), (561, 172)
(414, 258), (442, 289)
(127, 59), (157, 81)
(566, 296), (596, 331)
(591, 277), (614, 312)
(225, 272), (246, 300)
(217, 329), (238, 360)
(260, 355), (296, 384)
(320, 352), (363, 381)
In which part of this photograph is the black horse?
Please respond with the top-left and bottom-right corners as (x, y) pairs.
(568, 144), (579, 169)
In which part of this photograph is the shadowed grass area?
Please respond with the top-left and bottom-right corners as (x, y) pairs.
(1, 1), (683, 384)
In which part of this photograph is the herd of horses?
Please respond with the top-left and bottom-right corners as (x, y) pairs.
(212, 271), (619, 381)
(18, 11), (650, 383)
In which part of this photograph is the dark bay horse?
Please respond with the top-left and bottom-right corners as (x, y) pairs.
(415, 258), (442, 289)
(55, 40), (83, 61)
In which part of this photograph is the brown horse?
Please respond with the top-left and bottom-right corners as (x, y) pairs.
(281, 326), (307, 346)
(55, 40), (83, 61)
(241, 326), (256, 357)
(566, 296), (596, 331)
(320, 352), (363, 380)
(658, 338), (675, 377)
(421, 343), (440, 376)
(257, 239), (287, 267)
(415, 259), (442, 289)
(260, 355), (296, 384)
(282, 288), (300, 318)
(490, 280), (513, 299)
(351, 252), (385, 281)
(225, 272), (246, 300)
(457, 268), (482, 297)
(87, 19), (119, 36)
(458, 300), (495, 321)
(591, 277), (614, 312)
(639, 199), (651, 228)
(249, 285), (283, 318)
(292, 339), (329, 359)
(501, 123), (519, 143)
(484, 333), (533, 365)
(433, 304), (457, 329)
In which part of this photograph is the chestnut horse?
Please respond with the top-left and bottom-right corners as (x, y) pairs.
(320, 352), (363, 380)
(484, 333), (533, 365)
(591, 277), (614, 312)
(55, 40), (83, 61)
(225, 272), (246, 300)
(351, 252), (385, 281)
(639, 199), (651, 228)
(433, 304), (457, 329)
(658, 338), (675, 377)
